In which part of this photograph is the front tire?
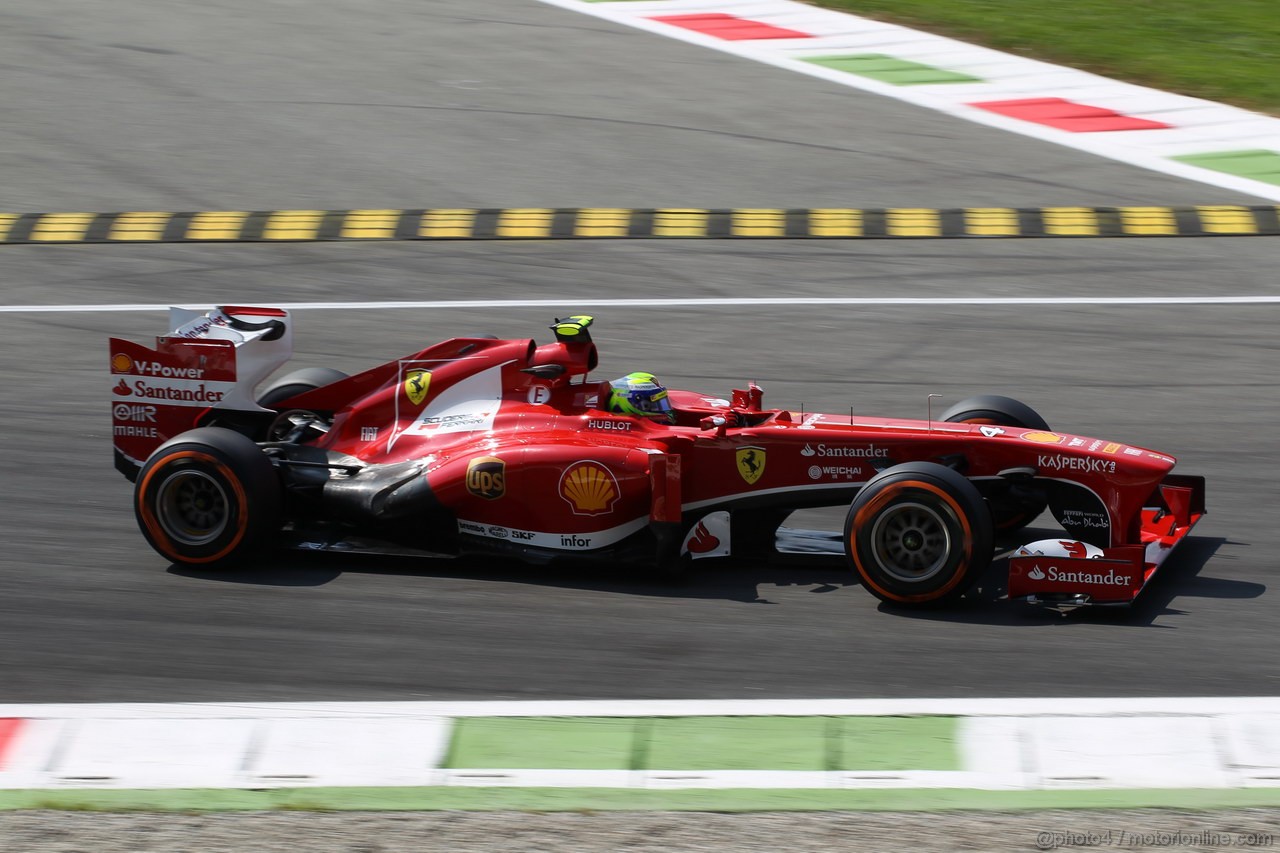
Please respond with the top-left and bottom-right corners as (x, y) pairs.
(942, 394), (1050, 534)
(844, 462), (993, 607)
(134, 428), (281, 568)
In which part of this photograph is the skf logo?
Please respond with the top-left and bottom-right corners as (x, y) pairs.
(404, 369), (431, 406)
(736, 446), (766, 485)
(110, 353), (134, 374)
(559, 461), (619, 515)
(466, 456), (505, 500)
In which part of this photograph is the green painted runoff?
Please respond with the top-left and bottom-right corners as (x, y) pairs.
(443, 716), (958, 772)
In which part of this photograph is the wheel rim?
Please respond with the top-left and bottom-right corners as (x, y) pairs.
(154, 469), (230, 546)
(868, 500), (952, 583)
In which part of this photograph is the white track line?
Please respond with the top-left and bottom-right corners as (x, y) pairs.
(3, 296), (1280, 314)
(5, 700), (1280, 791)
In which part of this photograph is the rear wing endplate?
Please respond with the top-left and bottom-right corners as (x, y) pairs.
(109, 306), (293, 478)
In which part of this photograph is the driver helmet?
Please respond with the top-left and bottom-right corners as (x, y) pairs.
(607, 372), (674, 422)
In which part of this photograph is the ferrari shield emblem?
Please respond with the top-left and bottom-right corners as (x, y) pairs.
(736, 446), (766, 485)
(403, 369), (431, 406)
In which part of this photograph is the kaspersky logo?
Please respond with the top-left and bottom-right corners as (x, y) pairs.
(404, 369), (431, 406)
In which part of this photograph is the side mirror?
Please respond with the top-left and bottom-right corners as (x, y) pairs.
(699, 415), (729, 438)
(730, 383), (764, 411)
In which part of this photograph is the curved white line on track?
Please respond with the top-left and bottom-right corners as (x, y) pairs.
(2, 296), (1280, 313)
(536, 0), (1280, 203)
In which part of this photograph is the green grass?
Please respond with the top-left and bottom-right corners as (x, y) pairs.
(814, 1), (1280, 115)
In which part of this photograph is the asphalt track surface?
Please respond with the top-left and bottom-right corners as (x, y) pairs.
(2, 0), (1279, 703)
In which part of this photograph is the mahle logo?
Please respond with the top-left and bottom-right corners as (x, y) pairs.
(466, 456), (505, 500)
(404, 369), (431, 406)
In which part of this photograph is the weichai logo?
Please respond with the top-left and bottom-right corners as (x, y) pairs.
(466, 456), (505, 500)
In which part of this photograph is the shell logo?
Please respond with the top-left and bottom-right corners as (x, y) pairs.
(111, 353), (134, 374)
(1020, 431), (1064, 444)
(559, 461), (619, 516)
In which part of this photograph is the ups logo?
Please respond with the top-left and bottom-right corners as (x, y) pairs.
(466, 456), (505, 500)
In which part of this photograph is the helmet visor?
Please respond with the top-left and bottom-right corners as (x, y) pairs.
(629, 387), (672, 418)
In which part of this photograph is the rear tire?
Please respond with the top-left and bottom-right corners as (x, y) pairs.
(134, 428), (281, 568)
(942, 395), (1049, 533)
(844, 462), (993, 608)
(257, 367), (349, 408)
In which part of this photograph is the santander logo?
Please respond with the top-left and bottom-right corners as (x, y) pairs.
(687, 521), (721, 554)
(1024, 563), (1132, 587)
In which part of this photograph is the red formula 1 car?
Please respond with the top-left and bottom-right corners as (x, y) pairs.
(110, 308), (1204, 608)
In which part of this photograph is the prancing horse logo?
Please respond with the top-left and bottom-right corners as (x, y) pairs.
(735, 446), (766, 485)
(404, 369), (431, 406)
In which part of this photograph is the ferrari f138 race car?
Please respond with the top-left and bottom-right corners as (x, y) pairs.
(110, 307), (1205, 608)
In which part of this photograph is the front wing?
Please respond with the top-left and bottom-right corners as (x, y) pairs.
(1008, 475), (1206, 606)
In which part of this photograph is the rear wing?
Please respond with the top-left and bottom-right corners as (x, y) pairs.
(109, 306), (293, 479)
